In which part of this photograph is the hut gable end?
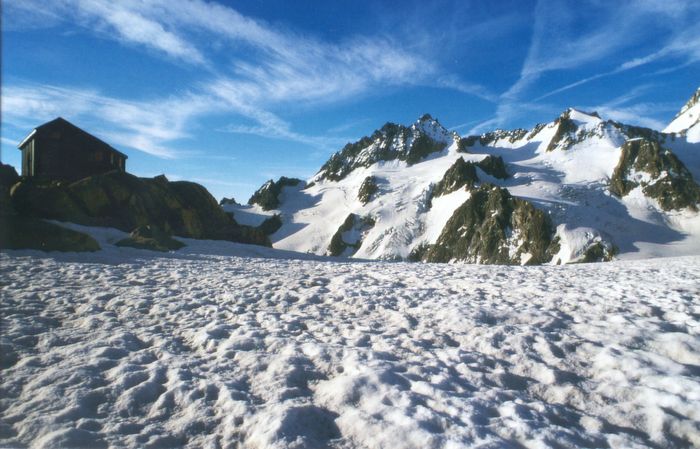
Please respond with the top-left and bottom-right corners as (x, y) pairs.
(17, 117), (128, 181)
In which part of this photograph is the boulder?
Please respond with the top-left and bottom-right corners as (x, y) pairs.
(116, 225), (185, 252)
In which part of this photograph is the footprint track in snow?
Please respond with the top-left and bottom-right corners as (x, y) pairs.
(1, 253), (700, 448)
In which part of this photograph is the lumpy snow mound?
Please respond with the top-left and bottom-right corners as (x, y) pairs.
(1, 249), (699, 448)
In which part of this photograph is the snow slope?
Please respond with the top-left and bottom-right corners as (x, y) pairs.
(232, 109), (700, 263)
(1, 245), (699, 448)
(665, 87), (700, 143)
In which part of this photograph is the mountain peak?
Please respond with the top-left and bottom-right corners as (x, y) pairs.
(664, 87), (700, 139)
(418, 113), (434, 122)
(563, 108), (602, 123)
(677, 86), (700, 117)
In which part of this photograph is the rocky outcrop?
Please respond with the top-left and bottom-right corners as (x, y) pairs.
(327, 214), (375, 257)
(477, 155), (508, 179)
(219, 197), (239, 206)
(258, 214), (283, 235)
(610, 138), (700, 211)
(0, 163), (101, 252)
(0, 215), (100, 252)
(10, 170), (270, 246)
(248, 177), (303, 210)
(316, 115), (453, 182)
(423, 184), (556, 264)
(357, 176), (379, 205)
(432, 157), (478, 198)
(431, 156), (509, 200)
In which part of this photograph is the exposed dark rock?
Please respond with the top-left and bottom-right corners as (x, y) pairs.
(115, 225), (185, 252)
(404, 133), (446, 165)
(258, 214), (283, 235)
(357, 176), (379, 205)
(0, 215), (100, 252)
(477, 155), (508, 179)
(423, 184), (555, 264)
(248, 177), (303, 210)
(0, 163), (19, 189)
(407, 242), (431, 262)
(459, 127), (539, 152)
(219, 197), (239, 206)
(316, 117), (450, 182)
(610, 138), (700, 211)
(479, 129), (528, 146)
(0, 164), (20, 218)
(432, 157), (478, 198)
(545, 111), (579, 152)
(457, 136), (479, 152)
(579, 242), (617, 263)
(431, 156), (508, 203)
(9, 170), (270, 246)
(327, 214), (375, 257)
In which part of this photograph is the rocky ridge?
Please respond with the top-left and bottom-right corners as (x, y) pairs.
(234, 89), (700, 265)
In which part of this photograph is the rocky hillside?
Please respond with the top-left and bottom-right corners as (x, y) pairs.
(227, 90), (700, 265)
(1, 167), (270, 252)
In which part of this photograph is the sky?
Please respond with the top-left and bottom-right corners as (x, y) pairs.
(2, 0), (699, 201)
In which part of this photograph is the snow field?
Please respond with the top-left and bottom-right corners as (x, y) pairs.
(1, 251), (699, 448)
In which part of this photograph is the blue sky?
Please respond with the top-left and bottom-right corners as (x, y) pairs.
(2, 0), (699, 201)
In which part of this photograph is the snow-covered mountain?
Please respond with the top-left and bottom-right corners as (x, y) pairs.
(664, 86), (700, 143)
(226, 91), (700, 264)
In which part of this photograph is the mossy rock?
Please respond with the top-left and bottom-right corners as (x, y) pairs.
(9, 170), (271, 246)
(116, 225), (185, 252)
(248, 177), (303, 210)
(0, 215), (100, 252)
(10, 179), (89, 222)
(610, 138), (700, 211)
(358, 176), (379, 204)
(424, 184), (555, 264)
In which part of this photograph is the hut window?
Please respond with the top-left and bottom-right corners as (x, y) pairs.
(110, 153), (115, 165)
(95, 151), (104, 162)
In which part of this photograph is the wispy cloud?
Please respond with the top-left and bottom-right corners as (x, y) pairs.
(1, 83), (210, 158)
(580, 86), (678, 130)
(6, 0), (478, 156)
(483, 0), (700, 131)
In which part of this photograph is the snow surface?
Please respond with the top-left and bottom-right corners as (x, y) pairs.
(2, 238), (700, 448)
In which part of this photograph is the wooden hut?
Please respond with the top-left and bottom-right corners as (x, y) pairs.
(17, 117), (127, 181)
